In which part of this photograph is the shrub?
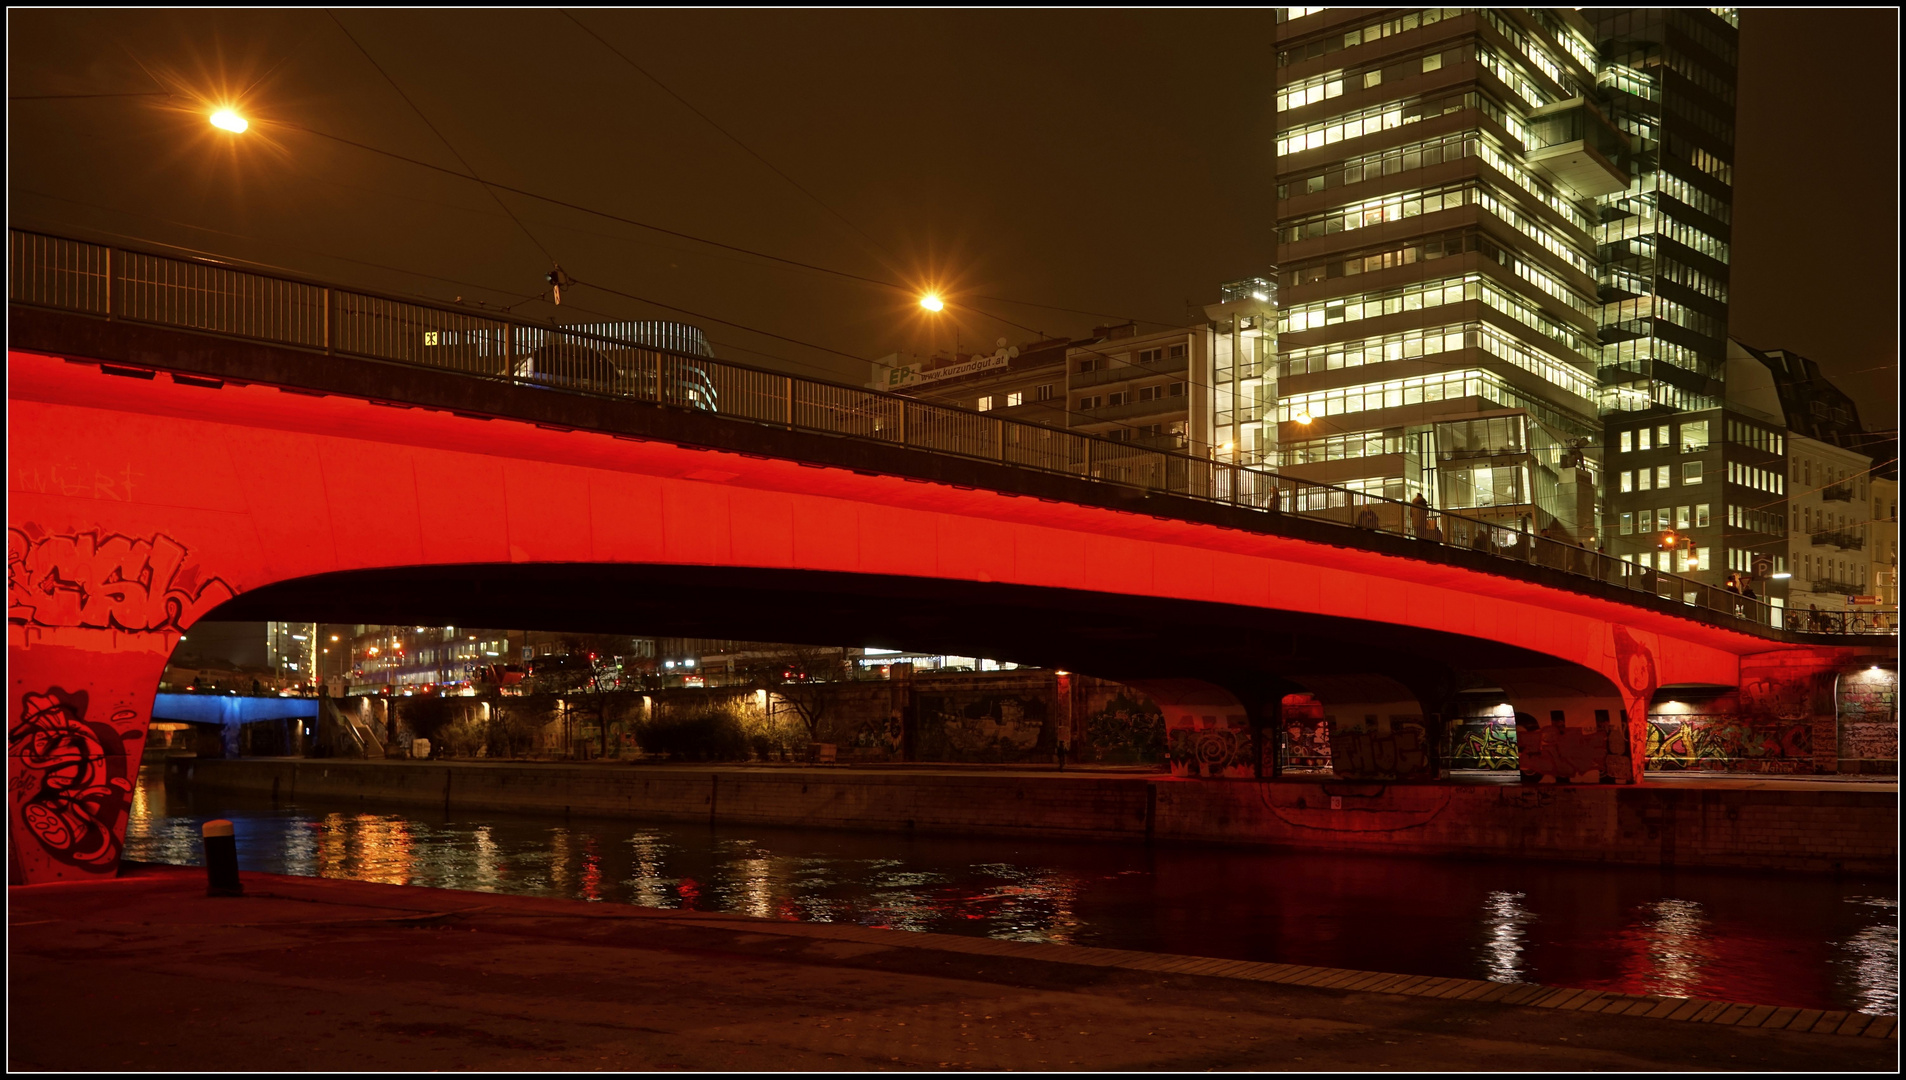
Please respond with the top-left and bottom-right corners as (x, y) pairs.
(639, 702), (749, 761)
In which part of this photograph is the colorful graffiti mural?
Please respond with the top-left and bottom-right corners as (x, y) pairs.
(913, 693), (1050, 762)
(1645, 716), (1812, 772)
(1081, 693), (1164, 765)
(1443, 721), (1520, 770)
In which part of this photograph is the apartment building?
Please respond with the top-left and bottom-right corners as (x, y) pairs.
(1787, 435), (1877, 618)
(1872, 478), (1898, 608)
(888, 322), (1227, 461)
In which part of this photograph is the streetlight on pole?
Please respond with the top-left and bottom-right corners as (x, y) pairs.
(919, 291), (957, 361)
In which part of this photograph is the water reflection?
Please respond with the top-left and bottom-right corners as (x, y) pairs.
(123, 768), (1896, 1012)
(1632, 898), (1712, 1000)
(1839, 897), (1899, 1016)
(1480, 890), (1534, 983)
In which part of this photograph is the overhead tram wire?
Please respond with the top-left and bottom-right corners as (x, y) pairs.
(555, 9), (1176, 334)
(558, 9), (901, 271)
(322, 9), (559, 270)
(15, 87), (1186, 366)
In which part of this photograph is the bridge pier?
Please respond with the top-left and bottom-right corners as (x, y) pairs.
(1295, 674), (1444, 782)
(1131, 679), (1255, 780)
(8, 638), (170, 884)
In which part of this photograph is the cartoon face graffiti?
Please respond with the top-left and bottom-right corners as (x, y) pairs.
(8, 688), (135, 868)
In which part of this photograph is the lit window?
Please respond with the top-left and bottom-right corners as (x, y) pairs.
(1683, 462), (1703, 485)
(1006, 391), (1023, 407)
(1657, 465), (1672, 488)
(1696, 504), (1710, 528)
(976, 396), (993, 412)
(1620, 470), (1633, 492)
(1365, 70), (1382, 88)
(1677, 506), (1692, 529)
(1619, 431), (1632, 453)
(1422, 53), (1442, 72)
(1638, 429), (1652, 451)
(1656, 425), (1670, 447)
(1638, 469), (1652, 491)
(1620, 512), (1633, 535)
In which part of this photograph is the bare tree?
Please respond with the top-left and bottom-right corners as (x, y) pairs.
(743, 645), (852, 744)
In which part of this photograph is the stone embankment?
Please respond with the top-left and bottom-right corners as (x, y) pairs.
(171, 759), (1896, 874)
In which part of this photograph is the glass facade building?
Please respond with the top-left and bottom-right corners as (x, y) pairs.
(1269, 7), (1740, 554)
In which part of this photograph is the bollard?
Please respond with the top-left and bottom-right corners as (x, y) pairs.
(202, 819), (243, 897)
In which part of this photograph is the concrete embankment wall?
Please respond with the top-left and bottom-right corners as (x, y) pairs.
(169, 759), (1896, 875)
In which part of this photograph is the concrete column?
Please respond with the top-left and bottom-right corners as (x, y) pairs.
(1503, 699), (1632, 784)
(1126, 679), (1253, 780)
(1293, 674), (1440, 782)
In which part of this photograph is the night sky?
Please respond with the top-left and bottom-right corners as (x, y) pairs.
(9, 9), (1897, 419)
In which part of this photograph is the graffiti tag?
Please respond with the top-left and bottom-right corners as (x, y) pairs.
(8, 527), (234, 634)
(8, 688), (136, 868)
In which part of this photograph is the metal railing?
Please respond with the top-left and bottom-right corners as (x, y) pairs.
(8, 228), (1888, 638)
(1809, 529), (1865, 551)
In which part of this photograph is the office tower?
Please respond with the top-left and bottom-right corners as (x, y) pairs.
(1269, 8), (1742, 553)
(1270, 8), (1611, 541)
(1590, 8), (1741, 582)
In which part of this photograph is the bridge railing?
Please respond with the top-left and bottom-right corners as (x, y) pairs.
(10, 228), (1888, 638)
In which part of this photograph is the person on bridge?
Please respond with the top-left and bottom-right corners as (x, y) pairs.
(1410, 494), (1432, 540)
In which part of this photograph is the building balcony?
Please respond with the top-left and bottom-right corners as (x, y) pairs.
(1071, 352), (1188, 390)
(1809, 529), (1865, 551)
(1523, 97), (1632, 198)
(1074, 396), (1190, 425)
(1821, 483), (1854, 502)
(1808, 577), (1865, 598)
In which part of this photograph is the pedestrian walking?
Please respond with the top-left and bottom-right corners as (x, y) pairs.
(1410, 494), (1431, 539)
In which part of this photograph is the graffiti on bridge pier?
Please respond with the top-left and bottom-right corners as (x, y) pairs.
(1167, 715), (1254, 779)
(1328, 716), (1435, 782)
(8, 688), (136, 869)
(8, 526), (235, 637)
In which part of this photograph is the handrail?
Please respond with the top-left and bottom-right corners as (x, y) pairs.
(7, 227), (1888, 638)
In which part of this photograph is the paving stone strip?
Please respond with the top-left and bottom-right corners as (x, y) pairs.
(585, 903), (1897, 1039)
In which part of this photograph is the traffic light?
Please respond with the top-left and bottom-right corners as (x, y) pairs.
(1659, 528), (1679, 552)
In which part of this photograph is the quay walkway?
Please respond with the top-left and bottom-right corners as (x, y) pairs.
(8, 863), (1894, 1071)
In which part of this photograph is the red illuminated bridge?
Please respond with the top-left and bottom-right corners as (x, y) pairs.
(7, 230), (1890, 884)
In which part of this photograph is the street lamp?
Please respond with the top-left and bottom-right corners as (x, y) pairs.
(209, 108), (248, 133)
(918, 292), (944, 313)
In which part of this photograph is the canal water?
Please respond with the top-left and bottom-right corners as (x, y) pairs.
(126, 768), (1896, 1015)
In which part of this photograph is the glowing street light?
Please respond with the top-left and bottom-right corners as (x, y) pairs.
(919, 292), (945, 312)
(1294, 410), (1314, 425)
(209, 108), (248, 133)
